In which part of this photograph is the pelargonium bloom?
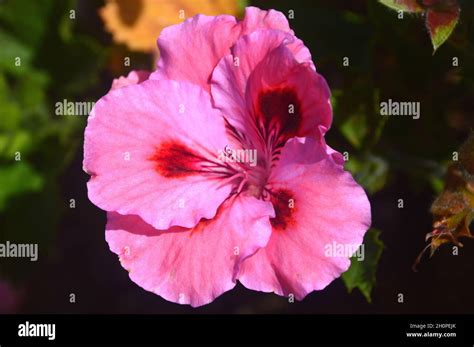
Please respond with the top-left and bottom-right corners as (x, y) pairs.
(84, 7), (371, 307)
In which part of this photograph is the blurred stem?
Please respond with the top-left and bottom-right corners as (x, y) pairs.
(384, 149), (446, 178)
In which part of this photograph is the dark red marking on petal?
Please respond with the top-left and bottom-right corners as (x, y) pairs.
(149, 140), (203, 178)
(256, 87), (302, 142)
(269, 189), (296, 231)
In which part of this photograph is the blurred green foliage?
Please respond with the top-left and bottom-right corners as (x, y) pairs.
(342, 229), (384, 303)
(0, 0), (105, 282)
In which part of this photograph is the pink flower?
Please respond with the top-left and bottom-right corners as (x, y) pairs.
(110, 70), (151, 91)
(84, 7), (371, 307)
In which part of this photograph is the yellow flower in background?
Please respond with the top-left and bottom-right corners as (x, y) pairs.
(100, 0), (241, 52)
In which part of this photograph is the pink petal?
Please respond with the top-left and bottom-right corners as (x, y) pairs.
(151, 14), (240, 91)
(240, 6), (291, 34)
(151, 7), (311, 93)
(110, 70), (151, 91)
(211, 29), (296, 147)
(246, 45), (332, 139)
(211, 30), (331, 147)
(106, 194), (274, 307)
(84, 78), (232, 230)
(240, 7), (313, 65)
(238, 137), (371, 300)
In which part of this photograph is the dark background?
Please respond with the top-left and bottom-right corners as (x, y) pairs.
(1, 0), (473, 314)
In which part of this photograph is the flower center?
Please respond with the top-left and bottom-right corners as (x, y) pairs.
(242, 162), (269, 198)
(217, 87), (304, 198)
(149, 86), (302, 200)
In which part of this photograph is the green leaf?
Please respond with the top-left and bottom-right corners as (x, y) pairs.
(0, 31), (33, 74)
(340, 113), (368, 149)
(58, 12), (74, 42)
(0, 0), (54, 50)
(379, 0), (460, 53)
(0, 162), (44, 211)
(16, 70), (49, 110)
(345, 154), (389, 194)
(342, 229), (384, 303)
(429, 175), (445, 194)
(0, 131), (34, 159)
(425, 6), (460, 52)
(0, 76), (22, 131)
(378, 0), (424, 13)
